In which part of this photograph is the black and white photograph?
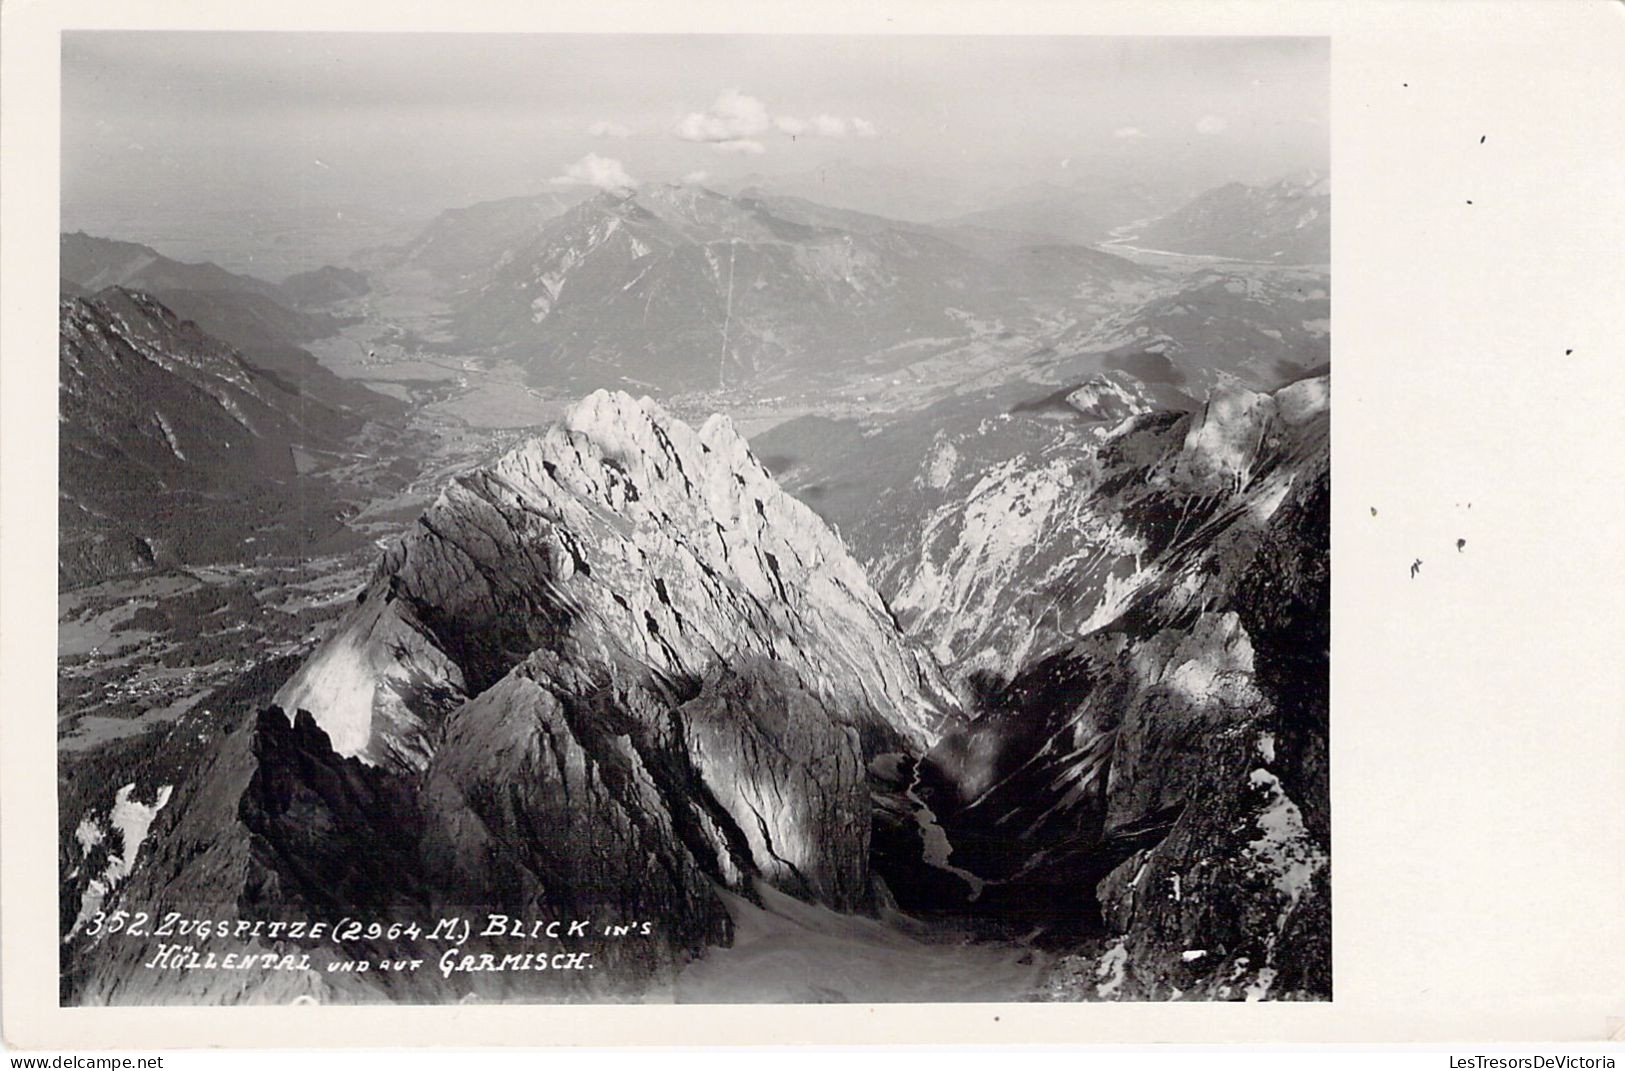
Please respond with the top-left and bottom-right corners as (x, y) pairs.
(9, 0), (1625, 1054)
(49, 30), (1334, 1007)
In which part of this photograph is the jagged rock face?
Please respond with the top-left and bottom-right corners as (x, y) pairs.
(240, 707), (430, 916)
(675, 660), (870, 910)
(867, 375), (1330, 997)
(66, 391), (956, 1004)
(1058, 464), (1329, 1001)
(415, 653), (872, 995)
(418, 655), (737, 954)
(279, 389), (958, 772)
(63, 361), (1328, 1002)
(251, 391), (955, 995)
(874, 375), (1327, 691)
(1064, 371), (1160, 425)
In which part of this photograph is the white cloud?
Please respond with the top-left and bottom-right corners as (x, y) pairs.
(811, 114), (849, 138)
(673, 91), (878, 151)
(549, 153), (637, 190)
(674, 89), (773, 143)
(682, 170), (710, 184)
(1113, 126), (1149, 139)
(1196, 114), (1228, 136)
(587, 120), (632, 139)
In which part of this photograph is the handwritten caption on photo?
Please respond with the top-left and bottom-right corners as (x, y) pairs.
(80, 911), (657, 978)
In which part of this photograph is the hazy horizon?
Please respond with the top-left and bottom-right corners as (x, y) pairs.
(63, 32), (1327, 275)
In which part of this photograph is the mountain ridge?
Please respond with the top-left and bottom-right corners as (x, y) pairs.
(1129, 172), (1329, 263)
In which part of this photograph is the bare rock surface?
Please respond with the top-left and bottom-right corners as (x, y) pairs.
(278, 389), (960, 771)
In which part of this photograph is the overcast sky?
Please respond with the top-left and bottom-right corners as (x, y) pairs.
(63, 32), (1327, 248)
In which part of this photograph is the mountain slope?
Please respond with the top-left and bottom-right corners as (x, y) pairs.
(61, 232), (286, 299)
(1131, 172), (1329, 263)
(60, 233), (352, 350)
(877, 375), (1330, 998)
(61, 378), (1329, 1003)
(1054, 268), (1330, 392)
(383, 189), (589, 284)
(58, 290), (387, 585)
(63, 391), (963, 1003)
(755, 365), (1331, 998)
(277, 389), (959, 770)
(448, 185), (1026, 391)
(275, 265), (371, 309)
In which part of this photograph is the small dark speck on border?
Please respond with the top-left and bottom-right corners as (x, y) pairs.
(1480, 135), (1487, 144)
(1370, 507), (1377, 517)
(1457, 538), (1466, 552)
(1566, 349), (1573, 355)
(1467, 200), (1474, 205)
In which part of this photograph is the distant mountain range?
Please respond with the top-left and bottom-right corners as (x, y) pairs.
(451, 184), (1044, 390)
(62, 232), (370, 314)
(61, 232), (370, 367)
(390, 183), (1166, 392)
(377, 189), (589, 284)
(935, 179), (1177, 247)
(363, 175), (1329, 392)
(1129, 171), (1329, 263)
(60, 233), (395, 427)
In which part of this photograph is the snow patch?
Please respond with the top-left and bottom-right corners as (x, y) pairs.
(1244, 967), (1278, 1001)
(924, 437), (958, 490)
(154, 412), (186, 461)
(66, 783), (175, 941)
(1094, 939), (1129, 998)
(1246, 767), (1326, 930)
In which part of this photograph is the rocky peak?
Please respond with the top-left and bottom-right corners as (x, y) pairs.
(1173, 374), (1328, 489)
(1065, 371), (1159, 427)
(276, 390), (959, 772)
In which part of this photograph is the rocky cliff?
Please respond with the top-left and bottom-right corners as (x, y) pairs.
(60, 391), (962, 1003)
(888, 374), (1328, 686)
(871, 373), (1331, 999)
(62, 377), (1329, 1003)
(276, 389), (958, 770)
